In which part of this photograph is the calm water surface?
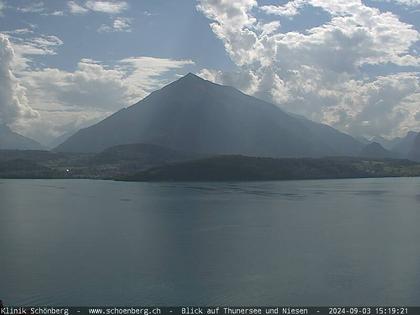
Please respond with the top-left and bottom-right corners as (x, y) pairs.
(0, 178), (419, 305)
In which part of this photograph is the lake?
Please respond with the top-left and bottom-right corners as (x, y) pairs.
(0, 178), (419, 306)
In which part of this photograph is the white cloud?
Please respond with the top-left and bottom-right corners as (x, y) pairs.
(85, 0), (128, 14)
(198, 68), (260, 95)
(261, 0), (306, 17)
(9, 34), (63, 72)
(119, 57), (195, 96)
(15, 1), (64, 16)
(113, 17), (131, 31)
(373, 0), (420, 6)
(45, 10), (65, 16)
(22, 59), (130, 112)
(68, 1), (89, 14)
(68, 0), (128, 15)
(0, 34), (38, 126)
(197, 0), (420, 138)
(97, 24), (113, 33)
(17, 1), (45, 13)
(310, 72), (420, 138)
(2, 28), (35, 36)
(98, 17), (132, 33)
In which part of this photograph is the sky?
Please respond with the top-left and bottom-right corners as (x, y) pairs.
(0, 0), (419, 145)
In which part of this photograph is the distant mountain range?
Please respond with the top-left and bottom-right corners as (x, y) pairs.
(408, 133), (420, 162)
(56, 73), (363, 157)
(390, 131), (419, 159)
(365, 131), (420, 161)
(359, 142), (394, 159)
(0, 124), (44, 150)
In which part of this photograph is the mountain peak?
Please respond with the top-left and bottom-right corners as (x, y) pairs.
(408, 133), (420, 162)
(360, 141), (393, 158)
(177, 72), (206, 84)
(164, 72), (210, 91)
(183, 72), (203, 80)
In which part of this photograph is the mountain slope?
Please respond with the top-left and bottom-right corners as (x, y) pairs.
(359, 142), (394, 159)
(408, 133), (420, 162)
(91, 143), (199, 165)
(0, 125), (44, 150)
(56, 73), (362, 157)
(391, 131), (419, 158)
(369, 136), (398, 150)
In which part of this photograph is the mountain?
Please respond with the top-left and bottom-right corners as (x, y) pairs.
(355, 136), (370, 145)
(91, 143), (198, 165)
(89, 143), (201, 176)
(391, 131), (419, 158)
(408, 133), (420, 162)
(369, 136), (399, 150)
(359, 142), (394, 159)
(0, 124), (44, 150)
(56, 73), (363, 157)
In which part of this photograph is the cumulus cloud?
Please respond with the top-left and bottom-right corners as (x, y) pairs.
(16, 1), (64, 16)
(198, 68), (260, 95)
(197, 0), (420, 138)
(85, 0), (128, 14)
(17, 1), (45, 13)
(0, 34), (38, 126)
(112, 17), (131, 31)
(68, 1), (89, 14)
(68, 0), (128, 15)
(373, 0), (420, 6)
(261, 0), (306, 17)
(8, 34), (64, 73)
(22, 59), (130, 112)
(98, 17), (132, 33)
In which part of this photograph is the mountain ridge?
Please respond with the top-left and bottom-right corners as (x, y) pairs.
(359, 142), (394, 159)
(408, 133), (420, 162)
